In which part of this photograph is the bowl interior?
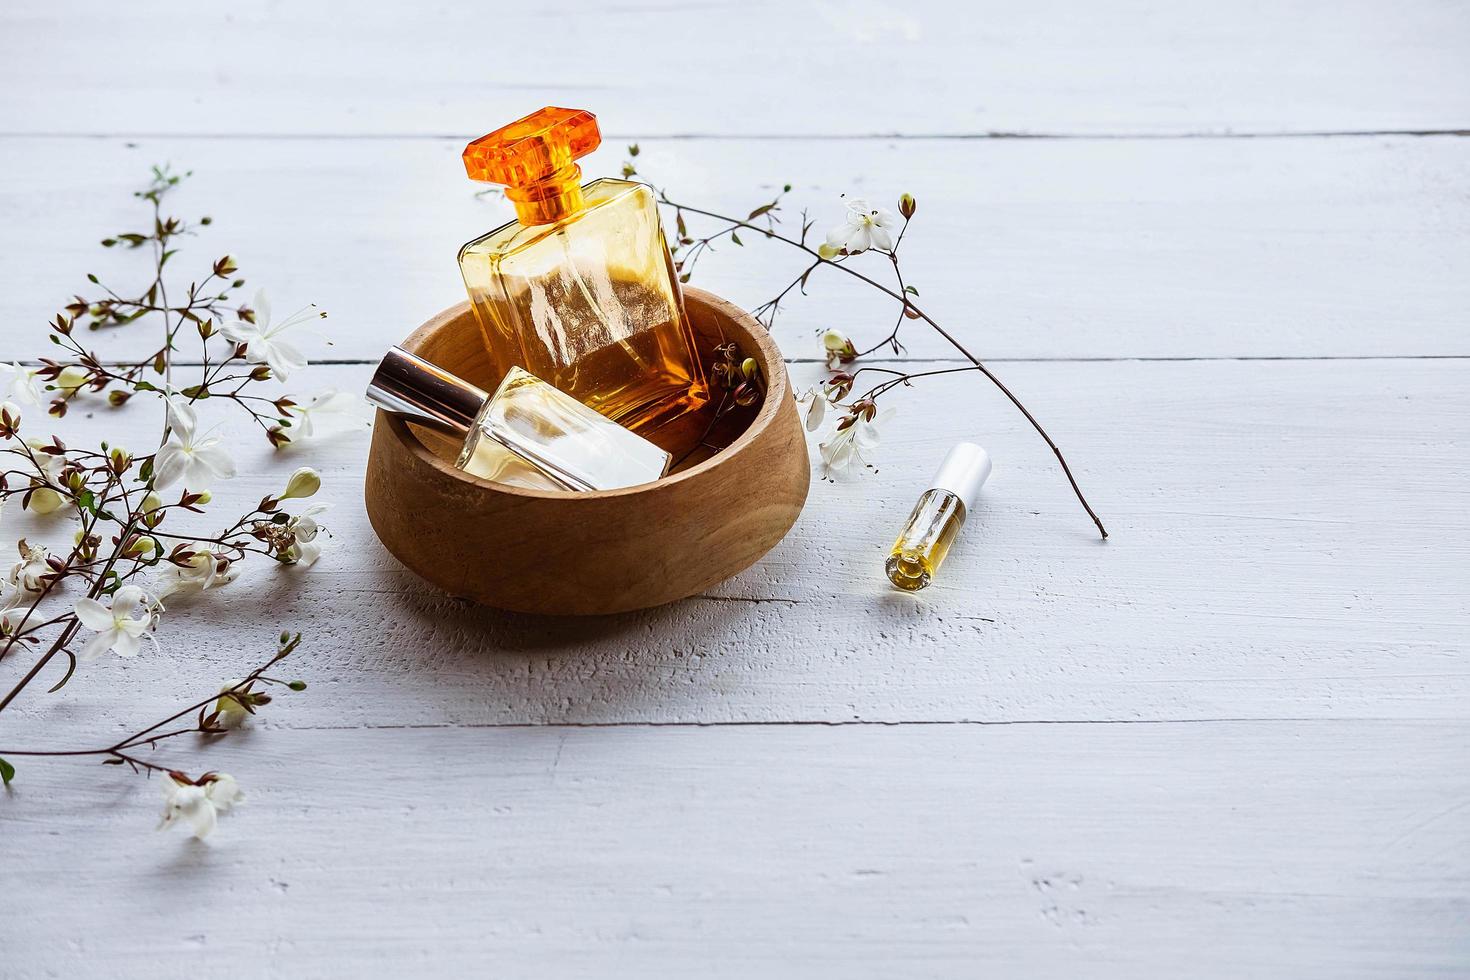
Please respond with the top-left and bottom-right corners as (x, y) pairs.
(397, 289), (781, 480)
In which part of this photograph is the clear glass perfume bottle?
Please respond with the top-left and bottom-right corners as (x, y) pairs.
(365, 347), (671, 492)
(457, 106), (709, 442)
(886, 443), (992, 591)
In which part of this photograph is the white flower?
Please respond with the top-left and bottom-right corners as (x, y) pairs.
(154, 397), (235, 491)
(73, 585), (161, 661)
(158, 772), (242, 839)
(0, 363), (44, 407)
(284, 504), (328, 566)
(818, 406), (894, 478)
(824, 197), (897, 255)
(0, 577), (30, 633)
(279, 466), (321, 501)
(8, 540), (50, 594)
(219, 289), (315, 381)
(820, 328), (858, 369)
(796, 385), (832, 432)
(23, 438), (68, 515)
(157, 544), (237, 598)
(27, 439), (64, 484)
(283, 388), (372, 440)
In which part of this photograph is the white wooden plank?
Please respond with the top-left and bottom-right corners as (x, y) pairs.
(4, 722), (1467, 978)
(4, 1), (1468, 137)
(3, 357), (1465, 734)
(1, 134), (1467, 361)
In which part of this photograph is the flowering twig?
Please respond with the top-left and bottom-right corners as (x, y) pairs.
(624, 148), (1108, 539)
(0, 167), (361, 832)
(0, 633), (304, 776)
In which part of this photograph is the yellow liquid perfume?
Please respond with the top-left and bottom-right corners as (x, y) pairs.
(887, 443), (992, 591)
(457, 107), (708, 442)
(366, 347), (670, 492)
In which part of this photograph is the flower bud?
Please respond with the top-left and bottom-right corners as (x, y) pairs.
(817, 242), (842, 260)
(54, 366), (89, 394)
(196, 489), (212, 505)
(0, 401), (20, 438)
(27, 487), (64, 515)
(125, 535), (157, 558)
(820, 329), (858, 366)
(279, 467), (321, 500)
(898, 192), (916, 219)
(214, 680), (253, 728)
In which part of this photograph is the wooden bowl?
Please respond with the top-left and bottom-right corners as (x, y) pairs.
(363, 287), (810, 614)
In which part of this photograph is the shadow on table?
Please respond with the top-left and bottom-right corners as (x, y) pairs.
(173, 525), (809, 712)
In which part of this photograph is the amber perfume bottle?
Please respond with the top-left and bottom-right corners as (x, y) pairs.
(886, 443), (992, 591)
(366, 347), (670, 492)
(458, 107), (708, 441)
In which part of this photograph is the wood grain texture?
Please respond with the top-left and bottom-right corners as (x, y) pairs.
(2, 134), (1466, 362)
(366, 292), (810, 613)
(2, 2), (1467, 972)
(4, 722), (1468, 979)
(3, 0), (1468, 137)
(4, 357), (1465, 735)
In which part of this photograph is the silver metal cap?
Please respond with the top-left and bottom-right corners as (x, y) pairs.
(365, 347), (488, 435)
(926, 442), (992, 512)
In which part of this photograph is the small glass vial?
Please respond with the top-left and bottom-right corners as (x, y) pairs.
(886, 443), (992, 591)
(365, 347), (671, 492)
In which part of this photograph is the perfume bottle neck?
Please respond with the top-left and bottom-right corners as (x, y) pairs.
(365, 347), (487, 435)
(507, 166), (586, 225)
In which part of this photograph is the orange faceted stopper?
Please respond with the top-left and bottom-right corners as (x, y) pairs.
(463, 107), (601, 188)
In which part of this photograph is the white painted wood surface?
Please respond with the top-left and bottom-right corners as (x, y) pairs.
(5, 0), (1469, 136)
(8, 724), (1470, 977)
(2, 1), (1467, 977)
(3, 135), (1467, 360)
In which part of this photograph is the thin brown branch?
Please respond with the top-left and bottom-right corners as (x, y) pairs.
(659, 196), (1108, 539)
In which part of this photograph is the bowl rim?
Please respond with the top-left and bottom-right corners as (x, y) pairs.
(379, 286), (792, 500)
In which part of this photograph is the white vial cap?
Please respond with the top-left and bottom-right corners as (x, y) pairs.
(926, 442), (992, 512)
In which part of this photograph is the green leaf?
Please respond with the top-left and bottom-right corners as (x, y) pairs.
(76, 489), (96, 514)
(731, 231), (743, 246)
(904, 285), (920, 295)
(0, 757), (14, 787)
